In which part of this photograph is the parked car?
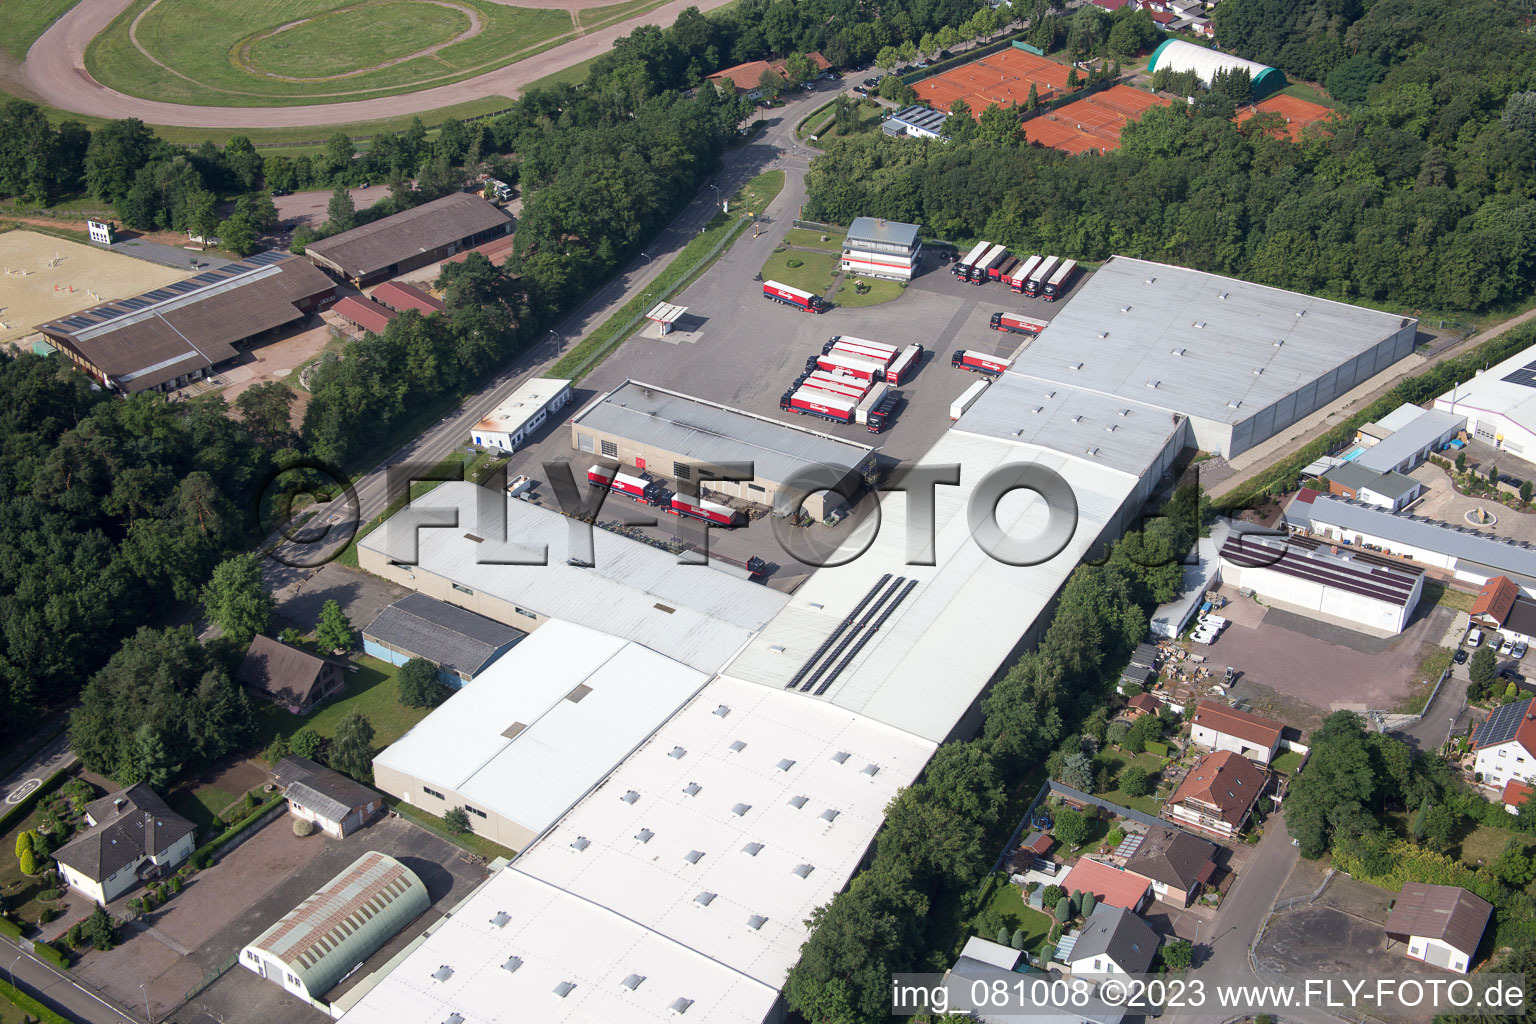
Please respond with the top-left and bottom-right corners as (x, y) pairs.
(1454, 648), (1469, 665)
(1497, 634), (1511, 654)
(1466, 627), (1484, 647)
(1516, 640), (1528, 660)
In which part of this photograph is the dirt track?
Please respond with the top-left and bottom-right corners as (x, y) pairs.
(22, 0), (738, 129)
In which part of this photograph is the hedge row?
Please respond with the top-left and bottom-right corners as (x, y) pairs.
(0, 978), (71, 1024)
(1218, 322), (1536, 511)
(0, 917), (22, 940)
(1334, 838), (1503, 906)
(191, 793), (286, 867)
(0, 757), (71, 837)
(30, 942), (67, 969)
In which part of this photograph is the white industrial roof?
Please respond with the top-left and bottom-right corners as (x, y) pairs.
(372, 621), (709, 839)
(723, 427), (1161, 741)
(473, 378), (569, 435)
(1354, 405), (1464, 473)
(1016, 257), (1414, 429)
(1436, 343), (1536, 431)
(644, 301), (687, 325)
(358, 481), (787, 673)
(339, 676), (936, 1024)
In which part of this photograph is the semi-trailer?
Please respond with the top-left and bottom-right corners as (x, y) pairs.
(990, 312), (1050, 336)
(816, 351), (885, 382)
(763, 279), (825, 312)
(1004, 255), (1042, 293)
(669, 492), (746, 527)
(951, 349), (1010, 375)
(992, 256), (1019, 283)
(885, 344), (923, 386)
(953, 240), (991, 279)
(855, 382), (891, 427)
(802, 371), (870, 400)
(950, 379), (990, 420)
(970, 243), (1008, 283)
(827, 335), (898, 363)
(1024, 256), (1059, 297)
(587, 465), (669, 505)
(866, 390), (900, 432)
(1042, 259), (1078, 301)
(781, 387), (857, 424)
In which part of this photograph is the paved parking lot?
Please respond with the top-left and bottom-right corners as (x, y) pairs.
(78, 813), (490, 1024)
(1257, 873), (1445, 980)
(273, 561), (409, 632)
(477, 244), (1091, 586)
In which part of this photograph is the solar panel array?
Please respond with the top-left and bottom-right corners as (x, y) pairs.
(43, 253), (292, 337)
(1474, 697), (1533, 748)
(1499, 361), (1536, 389)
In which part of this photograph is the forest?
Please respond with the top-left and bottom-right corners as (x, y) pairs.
(805, 0), (1536, 313)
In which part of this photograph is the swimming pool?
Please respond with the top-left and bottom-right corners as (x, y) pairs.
(1341, 445), (1366, 461)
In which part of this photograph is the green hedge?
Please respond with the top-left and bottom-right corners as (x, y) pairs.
(192, 793), (286, 866)
(0, 977), (71, 1024)
(1144, 740), (1169, 757)
(1334, 838), (1503, 906)
(30, 942), (68, 969)
(0, 757), (72, 836)
(0, 916), (22, 940)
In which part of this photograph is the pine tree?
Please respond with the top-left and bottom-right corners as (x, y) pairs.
(996, 925), (1011, 945)
(1026, 82), (1039, 110)
(18, 845), (37, 876)
(314, 599), (354, 653)
(1010, 928), (1026, 949)
(15, 830), (32, 859)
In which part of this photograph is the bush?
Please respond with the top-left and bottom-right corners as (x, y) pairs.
(786, 257), (804, 268)
(293, 818), (317, 837)
(1120, 766), (1151, 798)
(32, 942), (69, 969)
(38, 888), (60, 902)
(1053, 809), (1090, 848)
(169, 875), (182, 894)
(65, 923), (83, 949)
(443, 807), (473, 835)
(290, 726), (323, 759)
(1041, 884), (1064, 908)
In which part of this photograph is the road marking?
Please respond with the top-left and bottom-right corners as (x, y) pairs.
(5, 777), (41, 804)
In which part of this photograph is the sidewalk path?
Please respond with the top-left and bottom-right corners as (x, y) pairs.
(0, 733), (76, 817)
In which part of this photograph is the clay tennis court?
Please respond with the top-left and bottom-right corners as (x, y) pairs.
(1023, 84), (1171, 154)
(914, 48), (1072, 115)
(0, 231), (192, 345)
(1237, 94), (1336, 141)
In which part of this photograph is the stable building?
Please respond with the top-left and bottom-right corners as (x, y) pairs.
(471, 377), (571, 452)
(53, 785), (196, 905)
(370, 281), (445, 316)
(1218, 530), (1425, 634)
(1383, 883), (1492, 974)
(841, 217), (923, 281)
(241, 852), (429, 1009)
(362, 592), (525, 687)
(34, 251), (334, 394)
(331, 295), (396, 335)
(568, 380), (878, 521)
(304, 193), (513, 288)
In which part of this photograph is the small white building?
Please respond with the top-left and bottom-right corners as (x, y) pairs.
(53, 785), (196, 905)
(841, 217), (923, 281)
(471, 377), (572, 452)
(881, 105), (948, 141)
(270, 756), (384, 839)
(1351, 403), (1465, 476)
(1383, 883), (1492, 974)
(1064, 905), (1160, 980)
(1469, 695), (1536, 792)
(1189, 700), (1283, 764)
(1219, 530), (1425, 634)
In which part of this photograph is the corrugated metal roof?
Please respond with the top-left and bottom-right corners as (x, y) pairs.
(570, 381), (875, 487)
(305, 194), (511, 279)
(1353, 406), (1464, 473)
(1294, 494), (1536, 579)
(883, 106), (949, 135)
(362, 593), (524, 677)
(1322, 462), (1419, 499)
(1015, 256), (1413, 432)
(1384, 883), (1492, 956)
(358, 481), (787, 672)
(844, 217), (922, 250)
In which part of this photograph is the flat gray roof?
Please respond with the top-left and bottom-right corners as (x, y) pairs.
(844, 217), (921, 250)
(570, 381), (875, 487)
(362, 592), (525, 677)
(1354, 406), (1464, 473)
(954, 372), (1185, 477)
(1018, 256), (1414, 427)
(359, 482), (788, 673)
(1321, 462), (1420, 500)
(1292, 493), (1536, 580)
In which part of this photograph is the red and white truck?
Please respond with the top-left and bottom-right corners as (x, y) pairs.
(970, 243), (1008, 283)
(1042, 259), (1078, 301)
(1004, 255), (1042, 293)
(885, 344), (923, 386)
(951, 349), (1010, 375)
(991, 312), (1050, 336)
(763, 279), (825, 313)
(587, 465), (668, 505)
(855, 382), (891, 428)
(816, 351), (885, 382)
(953, 240), (991, 279)
(781, 387), (857, 424)
(802, 371), (869, 400)
(828, 335), (897, 364)
(1024, 256), (1059, 297)
(950, 379), (990, 420)
(992, 256), (1019, 283)
(670, 492), (745, 527)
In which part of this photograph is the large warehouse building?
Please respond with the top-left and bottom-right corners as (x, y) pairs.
(35, 251), (334, 394)
(1147, 39), (1286, 99)
(1013, 257), (1418, 458)
(1218, 530), (1425, 633)
(304, 193), (513, 287)
(1433, 343), (1536, 465)
(357, 481), (788, 673)
(568, 381), (878, 520)
(372, 621), (710, 851)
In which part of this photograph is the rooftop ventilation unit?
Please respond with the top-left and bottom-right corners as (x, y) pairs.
(683, 782), (701, 796)
(1253, 367), (1263, 375)
(502, 957), (523, 973)
(832, 751), (850, 763)
(668, 746), (686, 759)
(748, 915), (768, 930)
(729, 740), (746, 752)
(635, 828), (654, 843)
(1098, 331), (1109, 338)
(1146, 380), (1160, 389)
(1146, 276), (1156, 284)
(571, 836), (590, 851)
(1086, 446), (1100, 457)
(490, 911), (511, 928)
(1121, 305), (1132, 312)
(743, 842), (764, 856)
(1071, 415), (1082, 423)
(671, 998), (694, 1014)
(1219, 291), (1228, 299)
(713, 705), (730, 718)
(1227, 400), (1242, 409)
(554, 982), (576, 998)
(444, 1016), (464, 1024)
(731, 803), (751, 816)
(862, 764), (880, 776)
(432, 966), (454, 982)
(789, 795), (809, 809)
(776, 758), (796, 771)
(1069, 362), (1083, 370)
(1274, 339), (1284, 347)
(793, 864), (815, 878)
(695, 892), (716, 906)
(1106, 424), (1117, 432)
(623, 974), (645, 991)
(1119, 408), (1129, 416)
(684, 850), (704, 864)
(621, 790), (639, 804)
(1297, 309), (1306, 316)
(1193, 321), (1206, 329)
(768, 644), (785, 653)
(1171, 347), (1184, 356)
(820, 808), (840, 821)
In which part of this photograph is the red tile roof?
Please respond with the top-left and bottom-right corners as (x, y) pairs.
(1060, 858), (1152, 910)
(1503, 779), (1532, 809)
(1192, 701), (1283, 749)
(1472, 575), (1520, 624)
(331, 296), (396, 334)
(1127, 692), (1163, 715)
(371, 281), (445, 315)
(1293, 487), (1319, 505)
(1168, 750), (1268, 828)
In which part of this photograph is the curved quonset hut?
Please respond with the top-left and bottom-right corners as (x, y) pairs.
(1147, 39), (1287, 99)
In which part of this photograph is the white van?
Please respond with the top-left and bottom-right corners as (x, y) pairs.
(1466, 627), (1484, 648)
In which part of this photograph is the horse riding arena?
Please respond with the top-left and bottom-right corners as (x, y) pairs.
(0, 231), (191, 346)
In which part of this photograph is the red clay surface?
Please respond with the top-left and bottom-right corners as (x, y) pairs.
(1236, 94), (1336, 141)
(1023, 84), (1171, 154)
(913, 48), (1072, 115)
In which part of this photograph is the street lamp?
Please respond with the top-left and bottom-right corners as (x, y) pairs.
(8, 953), (20, 990)
(141, 981), (153, 1024)
(640, 252), (653, 265)
(547, 329), (559, 353)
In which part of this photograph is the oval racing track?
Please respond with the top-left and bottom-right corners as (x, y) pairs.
(24, 0), (741, 129)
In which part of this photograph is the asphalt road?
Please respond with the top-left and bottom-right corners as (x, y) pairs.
(0, 733), (76, 814)
(1, 938), (139, 1024)
(259, 84), (842, 594)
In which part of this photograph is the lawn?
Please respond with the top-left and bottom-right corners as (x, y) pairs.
(391, 799), (517, 860)
(0, 0), (79, 59)
(1271, 750), (1303, 775)
(576, 0), (672, 32)
(760, 249), (838, 297)
(1424, 578), (1475, 613)
(253, 653), (430, 754)
(783, 227), (840, 250)
(86, 0), (575, 106)
(834, 276), (905, 307)
(1277, 81), (1339, 108)
(978, 882), (1054, 952)
(165, 783), (241, 838)
(1094, 747), (1167, 816)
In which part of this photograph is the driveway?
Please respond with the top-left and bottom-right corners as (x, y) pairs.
(272, 562), (409, 635)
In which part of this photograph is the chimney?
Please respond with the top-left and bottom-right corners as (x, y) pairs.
(1330, 545), (1338, 555)
(113, 798), (124, 811)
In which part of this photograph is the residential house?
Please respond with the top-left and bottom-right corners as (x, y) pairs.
(271, 756), (384, 839)
(1123, 827), (1218, 907)
(237, 636), (344, 715)
(1469, 576), (1536, 646)
(1125, 693), (1164, 720)
(1064, 905), (1160, 979)
(1502, 779), (1531, 816)
(1056, 858), (1152, 912)
(1189, 701), (1283, 763)
(947, 949), (1128, 1024)
(708, 52), (830, 100)
(53, 784), (196, 904)
(1469, 696), (1536, 791)
(1383, 883), (1492, 974)
(1164, 750), (1268, 838)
